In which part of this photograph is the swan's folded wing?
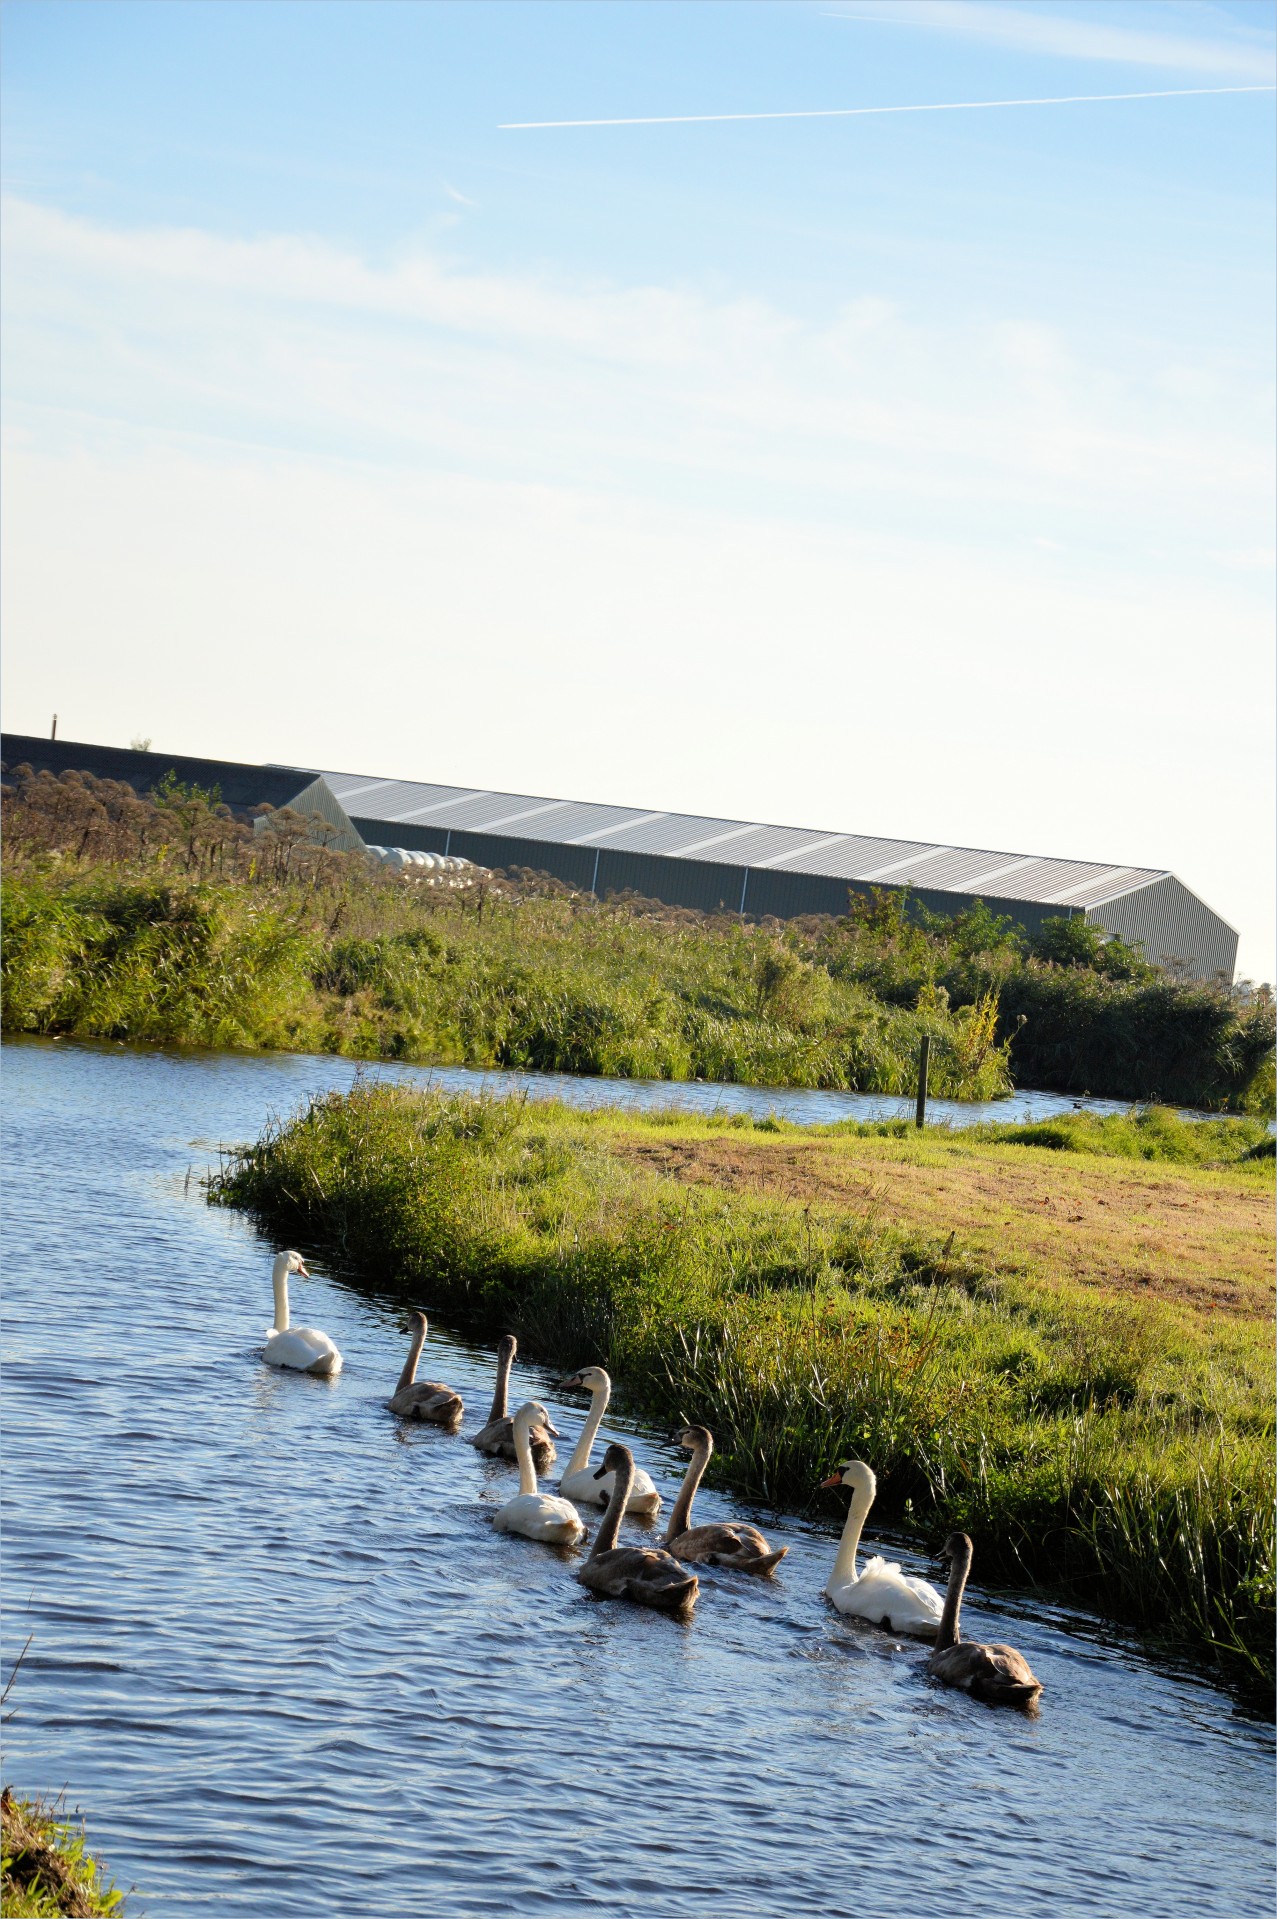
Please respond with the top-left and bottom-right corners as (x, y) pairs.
(897, 1570), (944, 1614)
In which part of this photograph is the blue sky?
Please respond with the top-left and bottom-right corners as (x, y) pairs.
(3, 1), (1274, 974)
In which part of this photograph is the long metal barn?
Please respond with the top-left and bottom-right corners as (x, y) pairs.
(3, 734), (1239, 981)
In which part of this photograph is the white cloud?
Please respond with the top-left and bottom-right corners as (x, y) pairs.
(825, 2), (1276, 79)
(3, 194), (1269, 550)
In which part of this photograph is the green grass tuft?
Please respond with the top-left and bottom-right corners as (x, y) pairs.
(1, 1788), (125, 1916)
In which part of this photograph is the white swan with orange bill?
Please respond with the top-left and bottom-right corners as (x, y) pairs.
(819, 1460), (943, 1637)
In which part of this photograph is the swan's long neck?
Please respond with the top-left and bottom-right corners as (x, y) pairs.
(588, 1452), (634, 1558)
(396, 1318), (426, 1393)
(665, 1435), (711, 1543)
(830, 1476), (874, 1588)
(271, 1259), (291, 1333)
(565, 1378), (610, 1478)
(936, 1543), (972, 1652)
(487, 1343), (514, 1424)
(513, 1412), (538, 1497)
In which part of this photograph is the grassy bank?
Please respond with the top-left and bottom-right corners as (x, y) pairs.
(3, 763), (1272, 1109)
(210, 1083), (1275, 1706)
(1, 1788), (123, 1916)
(0, 871), (1014, 1099)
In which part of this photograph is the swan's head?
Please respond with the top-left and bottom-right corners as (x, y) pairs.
(937, 1531), (973, 1565)
(593, 1441), (633, 1481)
(274, 1250), (310, 1279)
(673, 1425), (712, 1455)
(558, 1364), (610, 1396)
(497, 1333), (517, 1361)
(514, 1399), (560, 1439)
(818, 1459), (876, 1496)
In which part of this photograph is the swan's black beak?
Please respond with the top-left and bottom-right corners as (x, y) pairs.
(592, 1462), (609, 1480)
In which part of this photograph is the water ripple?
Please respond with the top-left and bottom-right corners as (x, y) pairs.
(2, 1039), (1272, 1919)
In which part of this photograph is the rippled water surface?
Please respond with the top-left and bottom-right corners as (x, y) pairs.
(3, 1040), (1273, 1919)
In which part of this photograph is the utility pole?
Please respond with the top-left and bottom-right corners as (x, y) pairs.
(51, 714), (58, 740)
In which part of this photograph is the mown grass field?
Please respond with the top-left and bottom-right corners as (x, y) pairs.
(210, 1087), (1275, 1707)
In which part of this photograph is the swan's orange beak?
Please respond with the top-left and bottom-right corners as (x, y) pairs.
(296, 1262), (310, 1278)
(818, 1472), (844, 1491)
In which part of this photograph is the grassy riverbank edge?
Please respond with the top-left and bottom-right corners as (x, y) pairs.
(1, 1788), (124, 1917)
(4, 807), (1273, 1110)
(209, 1083), (1275, 1710)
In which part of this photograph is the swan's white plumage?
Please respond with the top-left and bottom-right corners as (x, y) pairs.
(557, 1367), (661, 1515)
(493, 1490), (585, 1545)
(822, 1461), (942, 1637)
(827, 1552), (943, 1636)
(559, 1460), (661, 1511)
(494, 1403), (586, 1546)
(260, 1252), (342, 1376)
(263, 1326), (343, 1375)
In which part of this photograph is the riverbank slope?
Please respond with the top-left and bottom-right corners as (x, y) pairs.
(210, 1087), (1275, 1705)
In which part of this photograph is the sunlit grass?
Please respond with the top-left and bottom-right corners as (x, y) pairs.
(1, 873), (1014, 1098)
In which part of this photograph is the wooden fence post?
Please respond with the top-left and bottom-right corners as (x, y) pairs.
(915, 1033), (931, 1130)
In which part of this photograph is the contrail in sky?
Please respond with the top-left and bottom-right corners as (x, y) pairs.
(499, 84), (1273, 130)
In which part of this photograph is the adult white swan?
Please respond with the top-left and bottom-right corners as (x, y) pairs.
(262, 1251), (342, 1376)
(493, 1403), (586, 1547)
(387, 1313), (464, 1426)
(819, 1461), (943, 1637)
(557, 1367), (661, 1515)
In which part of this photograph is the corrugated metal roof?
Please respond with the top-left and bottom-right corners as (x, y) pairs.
(316, 768), (1166, 909)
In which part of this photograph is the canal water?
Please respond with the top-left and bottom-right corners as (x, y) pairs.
(2, 1039), (1272, 1919)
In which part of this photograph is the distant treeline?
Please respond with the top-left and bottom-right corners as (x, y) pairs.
(2, 764), (1271, 1112)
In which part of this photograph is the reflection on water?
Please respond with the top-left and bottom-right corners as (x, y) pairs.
(2, 1039), (1273, 1919)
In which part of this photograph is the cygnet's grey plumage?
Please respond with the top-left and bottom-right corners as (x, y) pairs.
(387, 1313), (464, 1426)
(577, 1444), (698, 1613)
(928, 1532), (1043, 1709)
(662, 1426), (786, 1575)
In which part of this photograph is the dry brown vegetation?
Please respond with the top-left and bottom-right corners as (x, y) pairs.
(610, 1131), (1272, 1322)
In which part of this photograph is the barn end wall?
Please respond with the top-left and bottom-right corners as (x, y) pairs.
(1085, 877), (1238, 983)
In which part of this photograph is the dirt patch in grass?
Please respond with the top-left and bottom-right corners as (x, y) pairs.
(612, 1134), (1274, 1321)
